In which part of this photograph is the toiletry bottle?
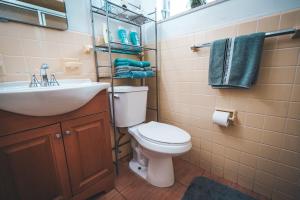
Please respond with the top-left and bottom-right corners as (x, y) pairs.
(130, 30), (140, 46)
(118, 26), (129, 44)
(103, 23), (113, 44)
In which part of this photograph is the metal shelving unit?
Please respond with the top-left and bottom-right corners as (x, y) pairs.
(89, 0), (158, 175)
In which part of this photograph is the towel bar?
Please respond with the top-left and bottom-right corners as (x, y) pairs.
(191, 28), (300, 51)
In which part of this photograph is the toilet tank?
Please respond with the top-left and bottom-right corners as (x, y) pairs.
(108, 86), (148, 127)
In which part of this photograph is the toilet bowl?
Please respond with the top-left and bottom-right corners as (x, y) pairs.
(108, 86), (192, 187)
(128, 121), (192, 187)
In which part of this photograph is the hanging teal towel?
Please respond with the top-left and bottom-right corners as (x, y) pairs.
(209, 32), (265, 88)
(114, 58), (151, 67)
(115, 71), (154, 79)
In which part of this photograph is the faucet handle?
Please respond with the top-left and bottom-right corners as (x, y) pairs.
(49, 73), (60, 86)
(29, 74), (40, 87)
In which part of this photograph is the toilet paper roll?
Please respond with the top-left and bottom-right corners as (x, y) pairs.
(212, 111), (231, 127)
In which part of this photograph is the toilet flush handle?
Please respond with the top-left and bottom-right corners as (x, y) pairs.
(113, 94), (120, 99)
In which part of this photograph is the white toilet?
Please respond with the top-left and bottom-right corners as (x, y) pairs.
(109, 86), (192, 187)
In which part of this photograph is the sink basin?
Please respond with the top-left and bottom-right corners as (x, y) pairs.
(0, 79), (110, 116)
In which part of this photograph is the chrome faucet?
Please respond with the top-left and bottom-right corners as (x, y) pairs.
(40, 63), (49, 87)
(29, 64), (59, 87)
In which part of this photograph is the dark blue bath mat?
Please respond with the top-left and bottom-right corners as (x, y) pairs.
(182, 177), (256, 200)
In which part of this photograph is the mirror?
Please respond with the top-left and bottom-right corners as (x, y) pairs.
(0, 0), (68, 30)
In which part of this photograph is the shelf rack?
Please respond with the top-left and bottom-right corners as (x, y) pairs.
(89, 0), (159, 175)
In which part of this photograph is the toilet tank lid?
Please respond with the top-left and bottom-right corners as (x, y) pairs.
(108, 86), (148, 93)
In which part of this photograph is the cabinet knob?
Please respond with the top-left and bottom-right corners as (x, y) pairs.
(64, 130), (73, 135)
(55, 133), (62, 139)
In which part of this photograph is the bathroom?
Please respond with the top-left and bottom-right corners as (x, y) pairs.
(0, 0), (299, 199)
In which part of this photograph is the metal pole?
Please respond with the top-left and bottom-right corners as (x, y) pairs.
(154, 8), (159, 122)
(140, 24), (144, 86)
(105, 0), (119, 175)
(89, 0), (100, 82)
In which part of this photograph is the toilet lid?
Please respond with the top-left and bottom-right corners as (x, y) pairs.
(137, 121), (191, 144)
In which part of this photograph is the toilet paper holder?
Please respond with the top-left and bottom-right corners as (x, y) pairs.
(215, 108), (237, 122)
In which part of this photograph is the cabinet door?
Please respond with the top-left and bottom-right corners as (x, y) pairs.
(0, 124), (71, 200)
(61, 112), (113, 195)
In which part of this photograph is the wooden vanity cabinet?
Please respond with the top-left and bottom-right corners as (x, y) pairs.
(0, 90), (114, 200)
(0, 124), (71, 200)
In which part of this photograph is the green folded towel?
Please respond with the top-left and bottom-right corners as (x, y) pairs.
(209, 32), (265, 88)
(114, 61), (128, 65)
(144, 67), (153, 71)
(115, 66), (144, 73)
(132, 71), (154, 78)
(114, 58), (151, 67)
(115, 71), (154, 79)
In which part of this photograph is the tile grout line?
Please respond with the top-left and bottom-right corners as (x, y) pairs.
(114, 187), (128, 200)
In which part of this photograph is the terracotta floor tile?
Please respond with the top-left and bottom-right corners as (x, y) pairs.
(174, 158), (205, 186)
(93, 189), (125, 200)
(120, 178), (186, 200)
(98, 158), (269, 200)
(115, 162), (140, 192)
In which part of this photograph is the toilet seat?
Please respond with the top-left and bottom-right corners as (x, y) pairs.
(128, 122), (192, 154)
(138, 121), (191, 145)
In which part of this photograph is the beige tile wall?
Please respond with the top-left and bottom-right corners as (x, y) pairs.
(158, 9), (300, 199)
(0, 22), (96, 82)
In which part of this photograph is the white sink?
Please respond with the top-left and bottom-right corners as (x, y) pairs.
(0, 79), (110, 116)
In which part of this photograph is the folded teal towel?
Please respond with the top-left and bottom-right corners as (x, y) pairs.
(115, 66), (144, 73)
(115, 71), (154, 79)
(114, 58), (151, 67)
(209, 32), (265, 88)
(144, 67), (152, 71)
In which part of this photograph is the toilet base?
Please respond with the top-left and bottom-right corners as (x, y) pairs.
(129, 160), (147, 180)
(129, 150), (175, 188)
(145, 150), (175, 187)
